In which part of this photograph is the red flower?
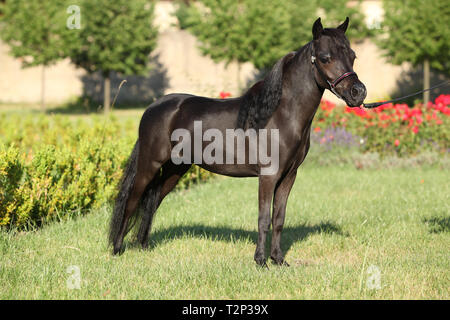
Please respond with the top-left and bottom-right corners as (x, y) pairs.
(321, 100), (336, 112)
(394, 139), (400, 147)
(415, 114), (423, 124)
(314, 127), (321, 132)
(435, 94), (450, 107)
(219, 91), (231, 99)
(412, 126), (419, 134)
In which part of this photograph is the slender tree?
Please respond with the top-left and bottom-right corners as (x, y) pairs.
(66, 0), (158, 113)
(183, 0), (300, 87)
(0, 0), (69, 111)
(377, 0), (450, 105)
(180, 0), (369, 83)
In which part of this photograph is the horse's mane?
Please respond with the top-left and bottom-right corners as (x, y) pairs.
(236, 43), (311, 129)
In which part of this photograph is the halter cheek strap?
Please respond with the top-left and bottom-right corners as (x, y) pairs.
(311, 55), (357, 100)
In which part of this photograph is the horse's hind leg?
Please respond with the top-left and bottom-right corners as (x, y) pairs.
(138, 163), (191, 248)
(113, 159), (163, 255)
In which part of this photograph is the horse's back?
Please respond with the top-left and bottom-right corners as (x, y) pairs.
(142, 93), (241, 132)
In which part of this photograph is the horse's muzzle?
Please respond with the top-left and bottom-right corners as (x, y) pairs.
(347, 82), (367, 107)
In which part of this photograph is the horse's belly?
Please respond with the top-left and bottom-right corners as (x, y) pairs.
(197, 163), (259, 178)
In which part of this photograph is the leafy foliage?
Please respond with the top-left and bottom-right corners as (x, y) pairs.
(66, 0), (159, 77)
(181, 0), (293, 70)
(0, 114), (214, 230)
(0, 0), (68, 67)
(176, 0), (370, 70)
(376, 0), (450, 73)
(0, 146), (24, 227)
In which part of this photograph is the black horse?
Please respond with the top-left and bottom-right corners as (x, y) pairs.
(109, 17), (367, 267)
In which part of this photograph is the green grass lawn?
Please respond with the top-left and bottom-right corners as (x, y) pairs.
(1, 166), (449, 299)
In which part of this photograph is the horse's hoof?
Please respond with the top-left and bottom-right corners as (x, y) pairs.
(255, 258), (269, 269)
(270, 256), (290, 267)
(112, 244), (123, 255)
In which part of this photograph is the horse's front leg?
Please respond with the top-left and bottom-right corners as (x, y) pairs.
(254, 175), (277, 267)
(270, 170), (297, 266)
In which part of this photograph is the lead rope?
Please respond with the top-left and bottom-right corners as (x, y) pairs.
(362, 81), (450, 109)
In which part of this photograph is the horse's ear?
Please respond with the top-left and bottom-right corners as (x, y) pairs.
(337, 17), (349, 33)
(312, 17), (323, 40)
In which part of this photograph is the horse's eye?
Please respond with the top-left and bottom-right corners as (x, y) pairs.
(319, 54), (331, 63)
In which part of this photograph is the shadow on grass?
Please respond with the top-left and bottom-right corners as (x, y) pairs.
(124, 221), (347, 257)
(423, 216), (450, 233)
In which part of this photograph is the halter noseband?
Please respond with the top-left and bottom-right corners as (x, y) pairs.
(311, 54), (357, 100)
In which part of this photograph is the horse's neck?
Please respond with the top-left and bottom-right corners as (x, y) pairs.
(279, 46), (324, 126)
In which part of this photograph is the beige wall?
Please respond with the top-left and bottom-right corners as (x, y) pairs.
(0, 41), (85, 103)
(0, 1), (420, 105)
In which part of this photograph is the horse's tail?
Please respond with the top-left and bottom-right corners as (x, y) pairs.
(108, 140), (140, 246)
(109, 139), (163, 248)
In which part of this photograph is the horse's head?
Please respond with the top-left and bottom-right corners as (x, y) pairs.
(311, 17), (366, 107)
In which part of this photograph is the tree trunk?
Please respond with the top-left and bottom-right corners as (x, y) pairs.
(104, 73), (111, 114)
(41, 65), (46, 112)
(423, 59), (430, 106)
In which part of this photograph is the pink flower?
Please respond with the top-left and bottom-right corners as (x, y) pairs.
(415, 114), (423, 124)
(394, 139), (400, 147)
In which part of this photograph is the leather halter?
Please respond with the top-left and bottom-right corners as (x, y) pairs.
(311, 54), (357, 100)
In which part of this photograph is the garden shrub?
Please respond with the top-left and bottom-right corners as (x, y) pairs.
(0, 146), (24, 227)
(0, 114), (213, 229)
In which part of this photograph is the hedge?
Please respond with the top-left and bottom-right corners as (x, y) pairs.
(0, 114), (214, 229)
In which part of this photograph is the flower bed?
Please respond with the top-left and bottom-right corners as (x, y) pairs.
(313, 95), (450, 156)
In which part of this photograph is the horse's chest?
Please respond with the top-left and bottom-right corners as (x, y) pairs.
(288, 127), (312, 169)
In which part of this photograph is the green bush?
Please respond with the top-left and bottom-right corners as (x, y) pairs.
(0, 114), (214, 229)
(0, 146), (24, 227)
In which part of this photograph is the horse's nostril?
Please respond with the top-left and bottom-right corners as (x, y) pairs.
(351, 84), (366, 99)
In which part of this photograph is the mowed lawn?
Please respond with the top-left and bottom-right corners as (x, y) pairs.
(0, 166), (448, 299)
